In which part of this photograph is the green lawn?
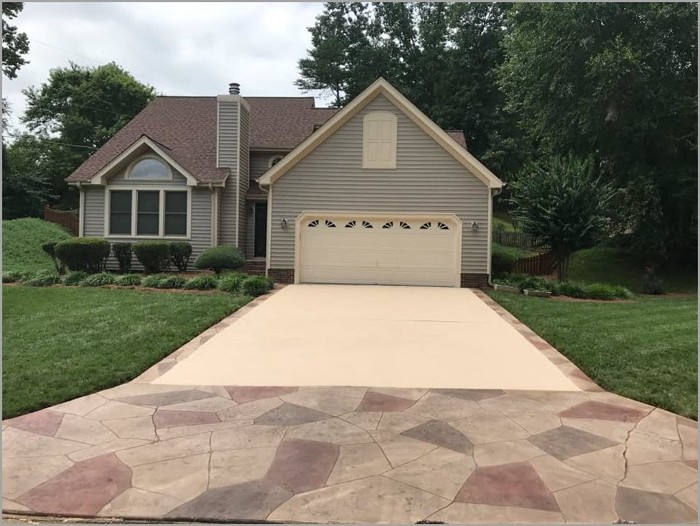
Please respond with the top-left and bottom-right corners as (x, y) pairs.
(569, 246), (696, 293)
(488, 291), (698, 419)
(3, 286), (251, 418)
(3, 218), (73, 273)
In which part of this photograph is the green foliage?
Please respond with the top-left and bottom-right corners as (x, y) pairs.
(518, 276), (557, 294)
(133, 241), (171, 274)
(54, 237), (110, 273)
(41, 240), (64, 274)
(194, 246), (245, 274)
(2, 3), (29, 80)
(558, 282), (587, 299)
(510, 155), (616, 281)
(112, 242), (132, 274)
(24, 270), (61, 287)
(170, 241), (192, 272)
(584, 283), (632, 301)
(20, 62), (155, 207)
(491, 243), (520, 278)
(241, 275), (273, 297)
(63, 271), (88, 286)
(184, 275), (219, 290)
(642, 269), (664, 295)
(79, 272), (116, 287)
(2, 271), (20, 283)
(140, 274), (185, 289)
(114, 273), (142, 287)
(218, 273), (246, 294)
(2, 138), (55, 219)
(3, 218), (73, 273)
(499, 3), (698, 262)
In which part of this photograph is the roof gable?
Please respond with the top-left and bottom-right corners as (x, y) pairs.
(259, 78), (503, 189)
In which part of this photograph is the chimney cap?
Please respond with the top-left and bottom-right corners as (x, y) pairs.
(229, 82), (240, 95)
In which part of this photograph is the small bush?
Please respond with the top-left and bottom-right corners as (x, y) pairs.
(133, 242), (171, 274)
(558, 282), (587, 299)
(55, 238), (110, 273)
(518, 276), (553, 293)
(170, 242), (193, 272)
(642, 269), (664, 295)
(184, 274), (219, 290)
(79, 272), (116, 287)
(491, 244), (519, 278)
(583, 283), (633, 300)
(241, 275), (273, 297)
(112, 242), (133, 274)
(194, 246), (244, 274)
(115, 274), (142, 287)
(2, 271), (23, 283)
(154, 275), (187, 289)
(42, 241), (65, 274)
(64, 271), (89, 286)
(24, 270), (61, 287)
(218, 273), (246, 294)
(141, 273), (169, 288)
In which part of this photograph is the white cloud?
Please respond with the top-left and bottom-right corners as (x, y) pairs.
(2, 2), (326, 133)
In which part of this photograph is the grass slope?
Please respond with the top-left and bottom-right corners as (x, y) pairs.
(488, 291), (698, 419)
(569, 246), (696, 293)
(3, 286), (251, 418)
(3, 218), (73, 273)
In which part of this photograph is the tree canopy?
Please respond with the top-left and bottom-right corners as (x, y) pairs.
(2, 2), (29, 80)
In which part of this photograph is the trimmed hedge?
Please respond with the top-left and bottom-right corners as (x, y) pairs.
(112, 242), (133, 274)
(41, 241), (65, 274)
(241, 275), (273, 297)
(55, 238), (110, 273)
(133, 242), (171, 274)
(170, 242), (193, 272)
(184, 275), (219, 290)
(115, 274), (142, 287)
(79, 272), (116, 287)
(218, 273), (246, 294)
(64, 271), (89, 286)
(194, 246), (244, 274)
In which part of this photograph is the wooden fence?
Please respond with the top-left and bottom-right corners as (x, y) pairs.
(43, 205), (79, 236)
(493, 230), (542, 249)
(514, 251), (557, 276)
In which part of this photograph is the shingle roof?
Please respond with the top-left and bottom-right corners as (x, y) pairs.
(66, 95), (468, 184)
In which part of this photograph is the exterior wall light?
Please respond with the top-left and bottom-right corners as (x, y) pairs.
(281, 218), (288, 230)
(471, 221), (479, 231)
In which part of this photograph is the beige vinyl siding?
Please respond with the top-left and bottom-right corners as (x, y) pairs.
(237, 104), (250, 254)
(269, 94), (490, 274)
(250, 151), (288, 180)
(82, 185), (214, 271)
(218, 99), (240, 245)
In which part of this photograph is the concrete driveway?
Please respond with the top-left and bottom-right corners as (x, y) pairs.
(155, 284), (579, 391)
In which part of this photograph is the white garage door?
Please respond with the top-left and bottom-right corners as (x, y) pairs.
(297, 214), (461, 287)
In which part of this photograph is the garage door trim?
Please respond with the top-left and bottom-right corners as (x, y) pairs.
(294, 210), (463, 287)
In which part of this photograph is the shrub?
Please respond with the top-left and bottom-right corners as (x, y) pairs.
(518, 276), (551, 292)
(64, 271), (89, 286)
(115, 274), (142, 287)
(112, 242), (133, 274)
(24, 270), (61, 287)
(241, 275), (273, 297)
(583, 283), (633, 300)
(153, 275), (186, 289)
(491, 244), (519, 278)
(218, 273), (246, 294)
(170, 242), (193, 272)
(642, 268), (664, 295)
(79, 272), (116, 287)
(141, 273), (169, 288)
(2, 271), (23, 283)
(133, 241), (171, 274)
(194, 246), (244, 274)
(55, 238), (110, 273)
(558, 282), (587, 299)
(184, 275), (219, 290)
(41, 241), (65, 274)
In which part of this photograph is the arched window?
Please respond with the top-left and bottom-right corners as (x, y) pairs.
(362, 111), (397, 169)
(128, 157), (171, 180)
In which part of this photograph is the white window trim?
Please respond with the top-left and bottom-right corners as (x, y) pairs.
(362, 111), (397, 169)
(104, 186), (192, 240)
(125, 155), (173, 182)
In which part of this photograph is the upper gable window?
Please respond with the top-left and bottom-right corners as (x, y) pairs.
(128, 157), (171, 180)
(363, 111), (397, 169)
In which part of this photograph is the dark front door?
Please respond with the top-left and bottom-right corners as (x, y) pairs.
(254, 202), (268, 258)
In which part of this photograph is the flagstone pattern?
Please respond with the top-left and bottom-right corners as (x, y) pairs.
(3, 383), (697, 523)
(2, 289), (697, 523)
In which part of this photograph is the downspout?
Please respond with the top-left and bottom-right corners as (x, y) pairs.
(488, 185), (504, 287)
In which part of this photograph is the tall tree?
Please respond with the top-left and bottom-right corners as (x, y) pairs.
(499, 3), (698, 262)
(2, 2), (29, 79)
(21, 62), (156, 207)
(2, 135), (55, 219)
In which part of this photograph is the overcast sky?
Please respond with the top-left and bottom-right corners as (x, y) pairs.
(3, 2), (326, 133)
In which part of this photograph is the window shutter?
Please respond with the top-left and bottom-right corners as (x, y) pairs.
(363, 112), (397, 169)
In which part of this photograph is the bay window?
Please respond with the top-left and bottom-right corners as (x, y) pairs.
(107, 188), (189, 238)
